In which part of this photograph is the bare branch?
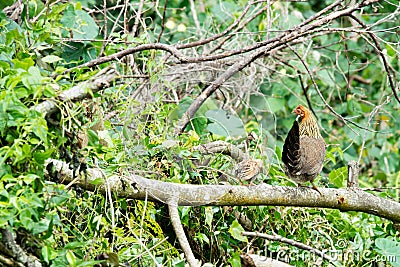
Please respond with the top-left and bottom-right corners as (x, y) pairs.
(34, 66), (119, 116)
(45, 159), (400, 223)
(168, 198), (199, 267)
(131, 0), (145, 36)
(175, 0), (382, 133)
(157, 0), (168, 42)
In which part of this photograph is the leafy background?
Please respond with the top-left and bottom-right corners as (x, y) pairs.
(0, 0), (399, 266)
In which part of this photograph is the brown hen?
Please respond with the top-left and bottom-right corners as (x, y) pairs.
(282, 104), (326, 193)
(235, 158), (263, 185)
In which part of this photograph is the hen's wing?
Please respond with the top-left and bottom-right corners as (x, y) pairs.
(299, 135), (326, 176)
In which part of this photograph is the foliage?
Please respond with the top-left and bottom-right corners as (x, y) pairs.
(0, 0), (399, 266)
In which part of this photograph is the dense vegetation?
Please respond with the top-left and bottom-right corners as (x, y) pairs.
(0, 0), (399, 266)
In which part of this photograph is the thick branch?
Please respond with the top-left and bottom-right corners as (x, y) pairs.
(45, 159), (400, 223)
(0, 228), (41, 267)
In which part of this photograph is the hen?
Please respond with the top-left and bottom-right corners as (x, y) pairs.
(282, 104), (326, 193)
(235, 158), (263, 185)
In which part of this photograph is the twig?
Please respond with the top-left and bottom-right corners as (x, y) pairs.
(168, 198), (199, 267)
(189, 0), (202, 37)
(348, 14), (400, 104)
(132, 0), (145, 36)
(357, 96), (391, 165)
(157, 0), (168, 43)
(208, 3), (270, 54)
(177, 1), (257, 50)
(298, 73), (316, 118)
(288, 44), (376, 133)
(99, 0), (108, 56)
(175, 0), (381, 133)
(58, 43), (186, 76)
(123, 0), (128, 34)
(242, 231), (336, 263)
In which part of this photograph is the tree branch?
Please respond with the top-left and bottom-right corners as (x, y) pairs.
(34, 66), (119, 116)
(45, 159), (400, 223)
(0, 228), (41, 267)
(167, 198), (199, 267)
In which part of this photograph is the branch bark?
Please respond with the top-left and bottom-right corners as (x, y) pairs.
(33, 66), (119, 116)
(0, 228), (41, 267)
(168, 198), (199, 267)
(45, 158), (400, 223)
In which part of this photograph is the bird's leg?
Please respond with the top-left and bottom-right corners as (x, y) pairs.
(297, 182), (322, 195)
(310, 181), (322, 196)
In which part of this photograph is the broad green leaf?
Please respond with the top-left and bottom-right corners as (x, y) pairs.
(228, 251), (242, 267)
(30, 116), (48, 146)
(229, 219), (247, 242)
(32, 219), (51, 235)
(206, 109), (245, 137)
(41, 246), (52, 264)
(329, 167), (347, 188)
(250, 95), (285, 113)
(66, 250), (77, 267)
(190, 116), (208, 134)
(375, 237), (400, 267)
(74, 10), (99, 40)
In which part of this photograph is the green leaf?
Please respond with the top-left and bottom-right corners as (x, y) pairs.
(74, 10), (99, 40)
(42, 55), (62, 63)
(190, 116), (208, 134)
(41, 245), (56, 264)
(229, 219), (247, 242)
(32, 219), (51, 235)
(90, 178), (104, 185)
(329, 167), (347, 188)
(228, 251), (242, 267)
(386, 44), (396, 57)
(204, 207), (213, 229)
(66, 250), (77, 267)
(375, 237), (400, 267)
(61, 6), (99, 41)
(30, 116), (48, 146)
(250, 95), (285, 113)
(206, 109), (245, 137)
